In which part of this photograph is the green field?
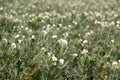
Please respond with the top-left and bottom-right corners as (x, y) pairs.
(0, 0), (120, 80)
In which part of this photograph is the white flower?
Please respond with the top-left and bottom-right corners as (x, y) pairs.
(43, 30), (48, 35)
(25, 27), (29, 31)
(63, 32), (69, 37)
(72, 21), (77, 25)
(21, 26), (24, 28)
(58, 38), (68, 46)
(85, 31), (94, 37)
(13, 26), (16, 29)
(106, 62), (109, 65)
(41, 47), (46, 52)
(48, 52), (53, 59)
(15, 34), (20, 38)
(48, 53), (51, 58)
(53, 62), (57, 66)
(111, 40), (114, 43)
(116, 21), (120, 24)
(22, 35), (25, 38)
(112, 61), (118, 68)
(78, 39), (83, 43)
(18, 39), (22, 44)
(2, 38), (7, 43)
(83, 12), (89, 16)
(68, 25), (72, 28)
(47, 24), (51, 27)
(81, 49), (88, 55)
(29, 29), (32, 33)
(52, 35), (57, 39)
(52, 55), (58, 62)
(78, 34), (81, 36)
(95, 12), (101, 17)
(59, 59), (64, 65)
(0, 7), (3, 11)
(83, 40), (88, 44)
(11, 43), (16, 49)
(58, 24), (62, 27)
(72, 53), (78, 57)
(52, 24), (55, 27)
(31, 35), (35, 39)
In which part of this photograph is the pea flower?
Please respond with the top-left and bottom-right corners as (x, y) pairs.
(83, 40), (88, 44)
(31, 35), (35, 39)
(52, 55), (58, 62)
(18, 39), (22, 44)
(72, 53), (78, 57)
(15, 34), (20, 38)
(59, 59), (64, 65)
(58, 38), (68, 46)
(112, 61), (118, 68)
(111, 40), (114, 43)
(11, 43), (16, 49)
(53, 62), (57, 66)
(81, 49), (88, 55)
(52, 35), (57, 39)
(2, 38), (7, 43)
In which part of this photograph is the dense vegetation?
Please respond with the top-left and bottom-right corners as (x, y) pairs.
(0, 0), (120, 80)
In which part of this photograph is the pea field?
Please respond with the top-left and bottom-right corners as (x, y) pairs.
(0, 0), (120, 80)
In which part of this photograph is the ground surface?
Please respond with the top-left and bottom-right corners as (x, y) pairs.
(0, 0), (120, 80)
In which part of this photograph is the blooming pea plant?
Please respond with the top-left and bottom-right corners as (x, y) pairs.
(0, 0), (120, 80)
